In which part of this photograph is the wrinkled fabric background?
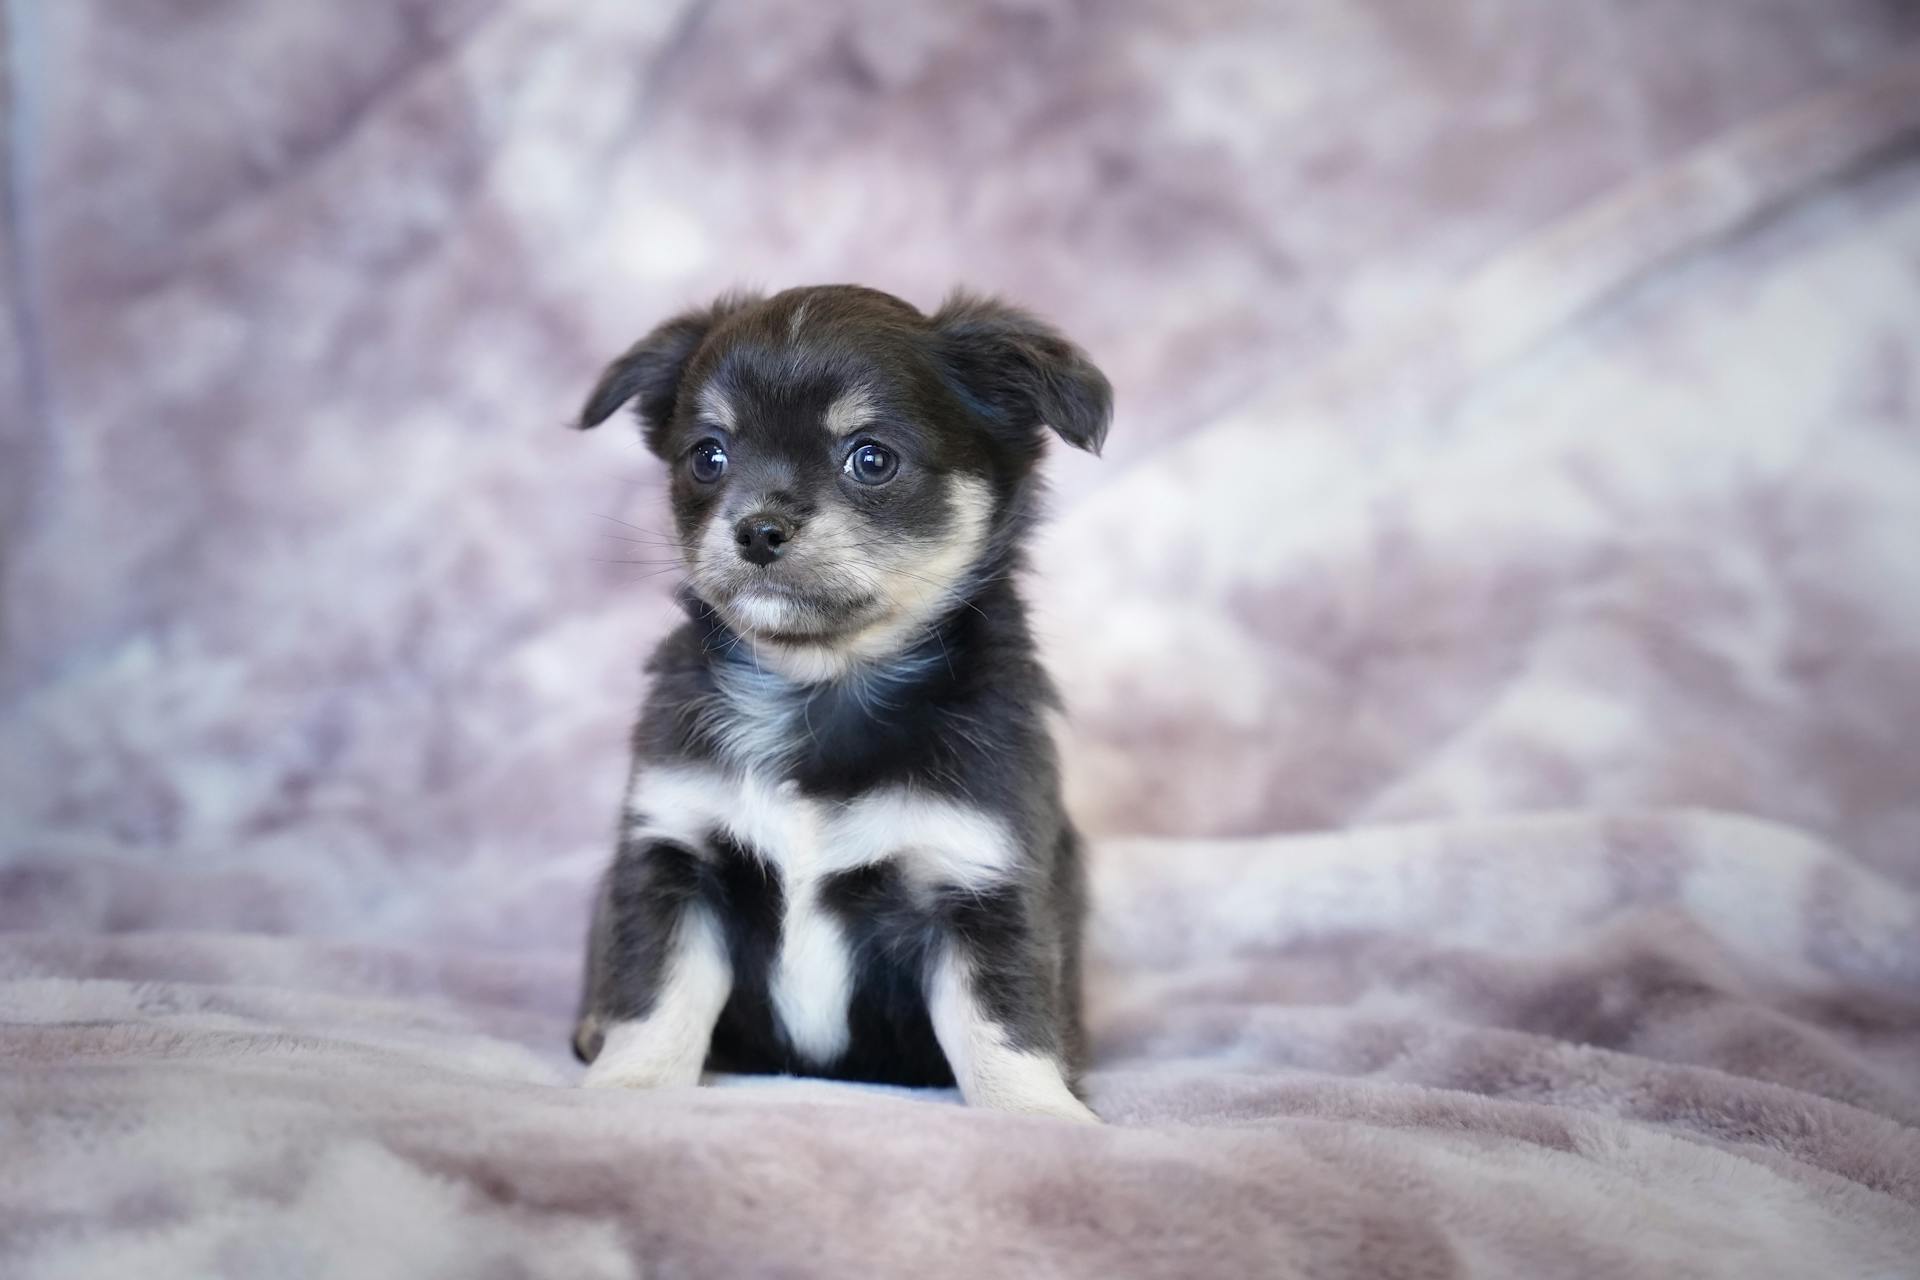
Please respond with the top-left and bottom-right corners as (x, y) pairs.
(3, 3), (1920, 1277)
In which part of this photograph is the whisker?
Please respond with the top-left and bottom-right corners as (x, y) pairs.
(589, 565), (688, 584)
(598, 531), (686, 548)
(594, 513), (681, 539)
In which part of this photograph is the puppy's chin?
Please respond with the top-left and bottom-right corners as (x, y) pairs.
(744, 626), (910, 684)
(720, 590), (810, 637)
(701, 588), (932, 684)
(704, 586), (878, 659)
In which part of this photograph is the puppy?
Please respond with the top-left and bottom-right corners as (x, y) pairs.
(569, 285), (1109, 1122)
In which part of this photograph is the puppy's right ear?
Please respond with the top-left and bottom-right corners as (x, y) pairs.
(576, 291), (760, 455)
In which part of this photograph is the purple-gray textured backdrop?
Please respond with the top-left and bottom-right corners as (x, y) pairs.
(4, 4), (1920, 1277)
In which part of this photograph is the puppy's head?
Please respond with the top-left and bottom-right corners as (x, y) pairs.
(578, 285), (1110, 680)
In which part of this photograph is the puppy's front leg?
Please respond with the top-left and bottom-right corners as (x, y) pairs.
(926, 931), (1099, 1125)
(576, 838), (732, 1090)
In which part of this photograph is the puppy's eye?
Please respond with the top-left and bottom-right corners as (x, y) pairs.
(689, 438), (728, 484)
(844, 441), (898, 486)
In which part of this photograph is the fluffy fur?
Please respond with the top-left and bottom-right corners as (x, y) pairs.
(570, 285), (1111, 1118)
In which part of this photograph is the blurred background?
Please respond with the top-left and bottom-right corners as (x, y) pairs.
(4, 0), (1919, 960)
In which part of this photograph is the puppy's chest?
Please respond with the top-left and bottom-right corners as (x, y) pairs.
(627, 763), (1015, 1067)
(626, 764), (1017, 892)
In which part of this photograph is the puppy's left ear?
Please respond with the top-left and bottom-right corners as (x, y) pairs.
(576, 291), (760, 455)
(932, 292), (1112, 456)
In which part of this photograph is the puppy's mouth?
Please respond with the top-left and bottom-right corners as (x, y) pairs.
(711, 581), (885, 645)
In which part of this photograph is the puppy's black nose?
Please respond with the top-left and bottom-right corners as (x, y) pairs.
(734, 515), (794, 566)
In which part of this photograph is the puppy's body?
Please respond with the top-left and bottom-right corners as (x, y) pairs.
(570, 286), (1108, 1120)
(586, 579), (1083, 1090)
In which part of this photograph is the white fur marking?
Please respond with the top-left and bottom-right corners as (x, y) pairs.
(832, 788), (1024, 888)
(771, 881), (855, 1063)
(822, 384), (878, 437)
(927, 950), (1097, 1122)
(581, 909), (732, 1090)
(697, 383), (737, 431)
(627, 765), (819, 863)
(628, 764), (1020, 889)
(730, 593), (797, 633)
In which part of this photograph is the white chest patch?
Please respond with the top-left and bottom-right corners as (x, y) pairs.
(624, 764), (1021, 1065)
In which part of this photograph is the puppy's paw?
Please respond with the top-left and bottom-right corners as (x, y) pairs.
(961, 1051), (1103, 1124)
(1001, 1093), (1102, 1125)
(577, 1020), (706, 1091)
(580, 1059), (703, 1091)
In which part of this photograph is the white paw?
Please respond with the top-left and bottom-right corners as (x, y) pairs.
(960, 1049), (1103, 1124)
(999, 1093), (1102, 1125)
(579, 1059), (702, 1091)
(578, 1020), (707, 1091)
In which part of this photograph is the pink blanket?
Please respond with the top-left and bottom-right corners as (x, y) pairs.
(5, 3), (1919, 1275)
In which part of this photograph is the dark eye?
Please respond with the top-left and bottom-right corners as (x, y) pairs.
(844, 441), (898, 486)
(689, 438), (728, 483)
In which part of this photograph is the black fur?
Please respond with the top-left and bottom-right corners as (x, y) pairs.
(571, 285), (1108, 1092)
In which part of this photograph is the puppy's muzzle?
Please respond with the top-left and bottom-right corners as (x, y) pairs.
(734, 513), (797, 566)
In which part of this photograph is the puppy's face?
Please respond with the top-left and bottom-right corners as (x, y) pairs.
(579, 286), (1110, 680)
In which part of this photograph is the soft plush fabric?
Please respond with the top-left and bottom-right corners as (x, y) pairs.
(3, 3), (1918, 1276)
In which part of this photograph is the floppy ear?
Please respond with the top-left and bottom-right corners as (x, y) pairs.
(576, 291), (760, 455)
(931, 291), (1112, 455)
